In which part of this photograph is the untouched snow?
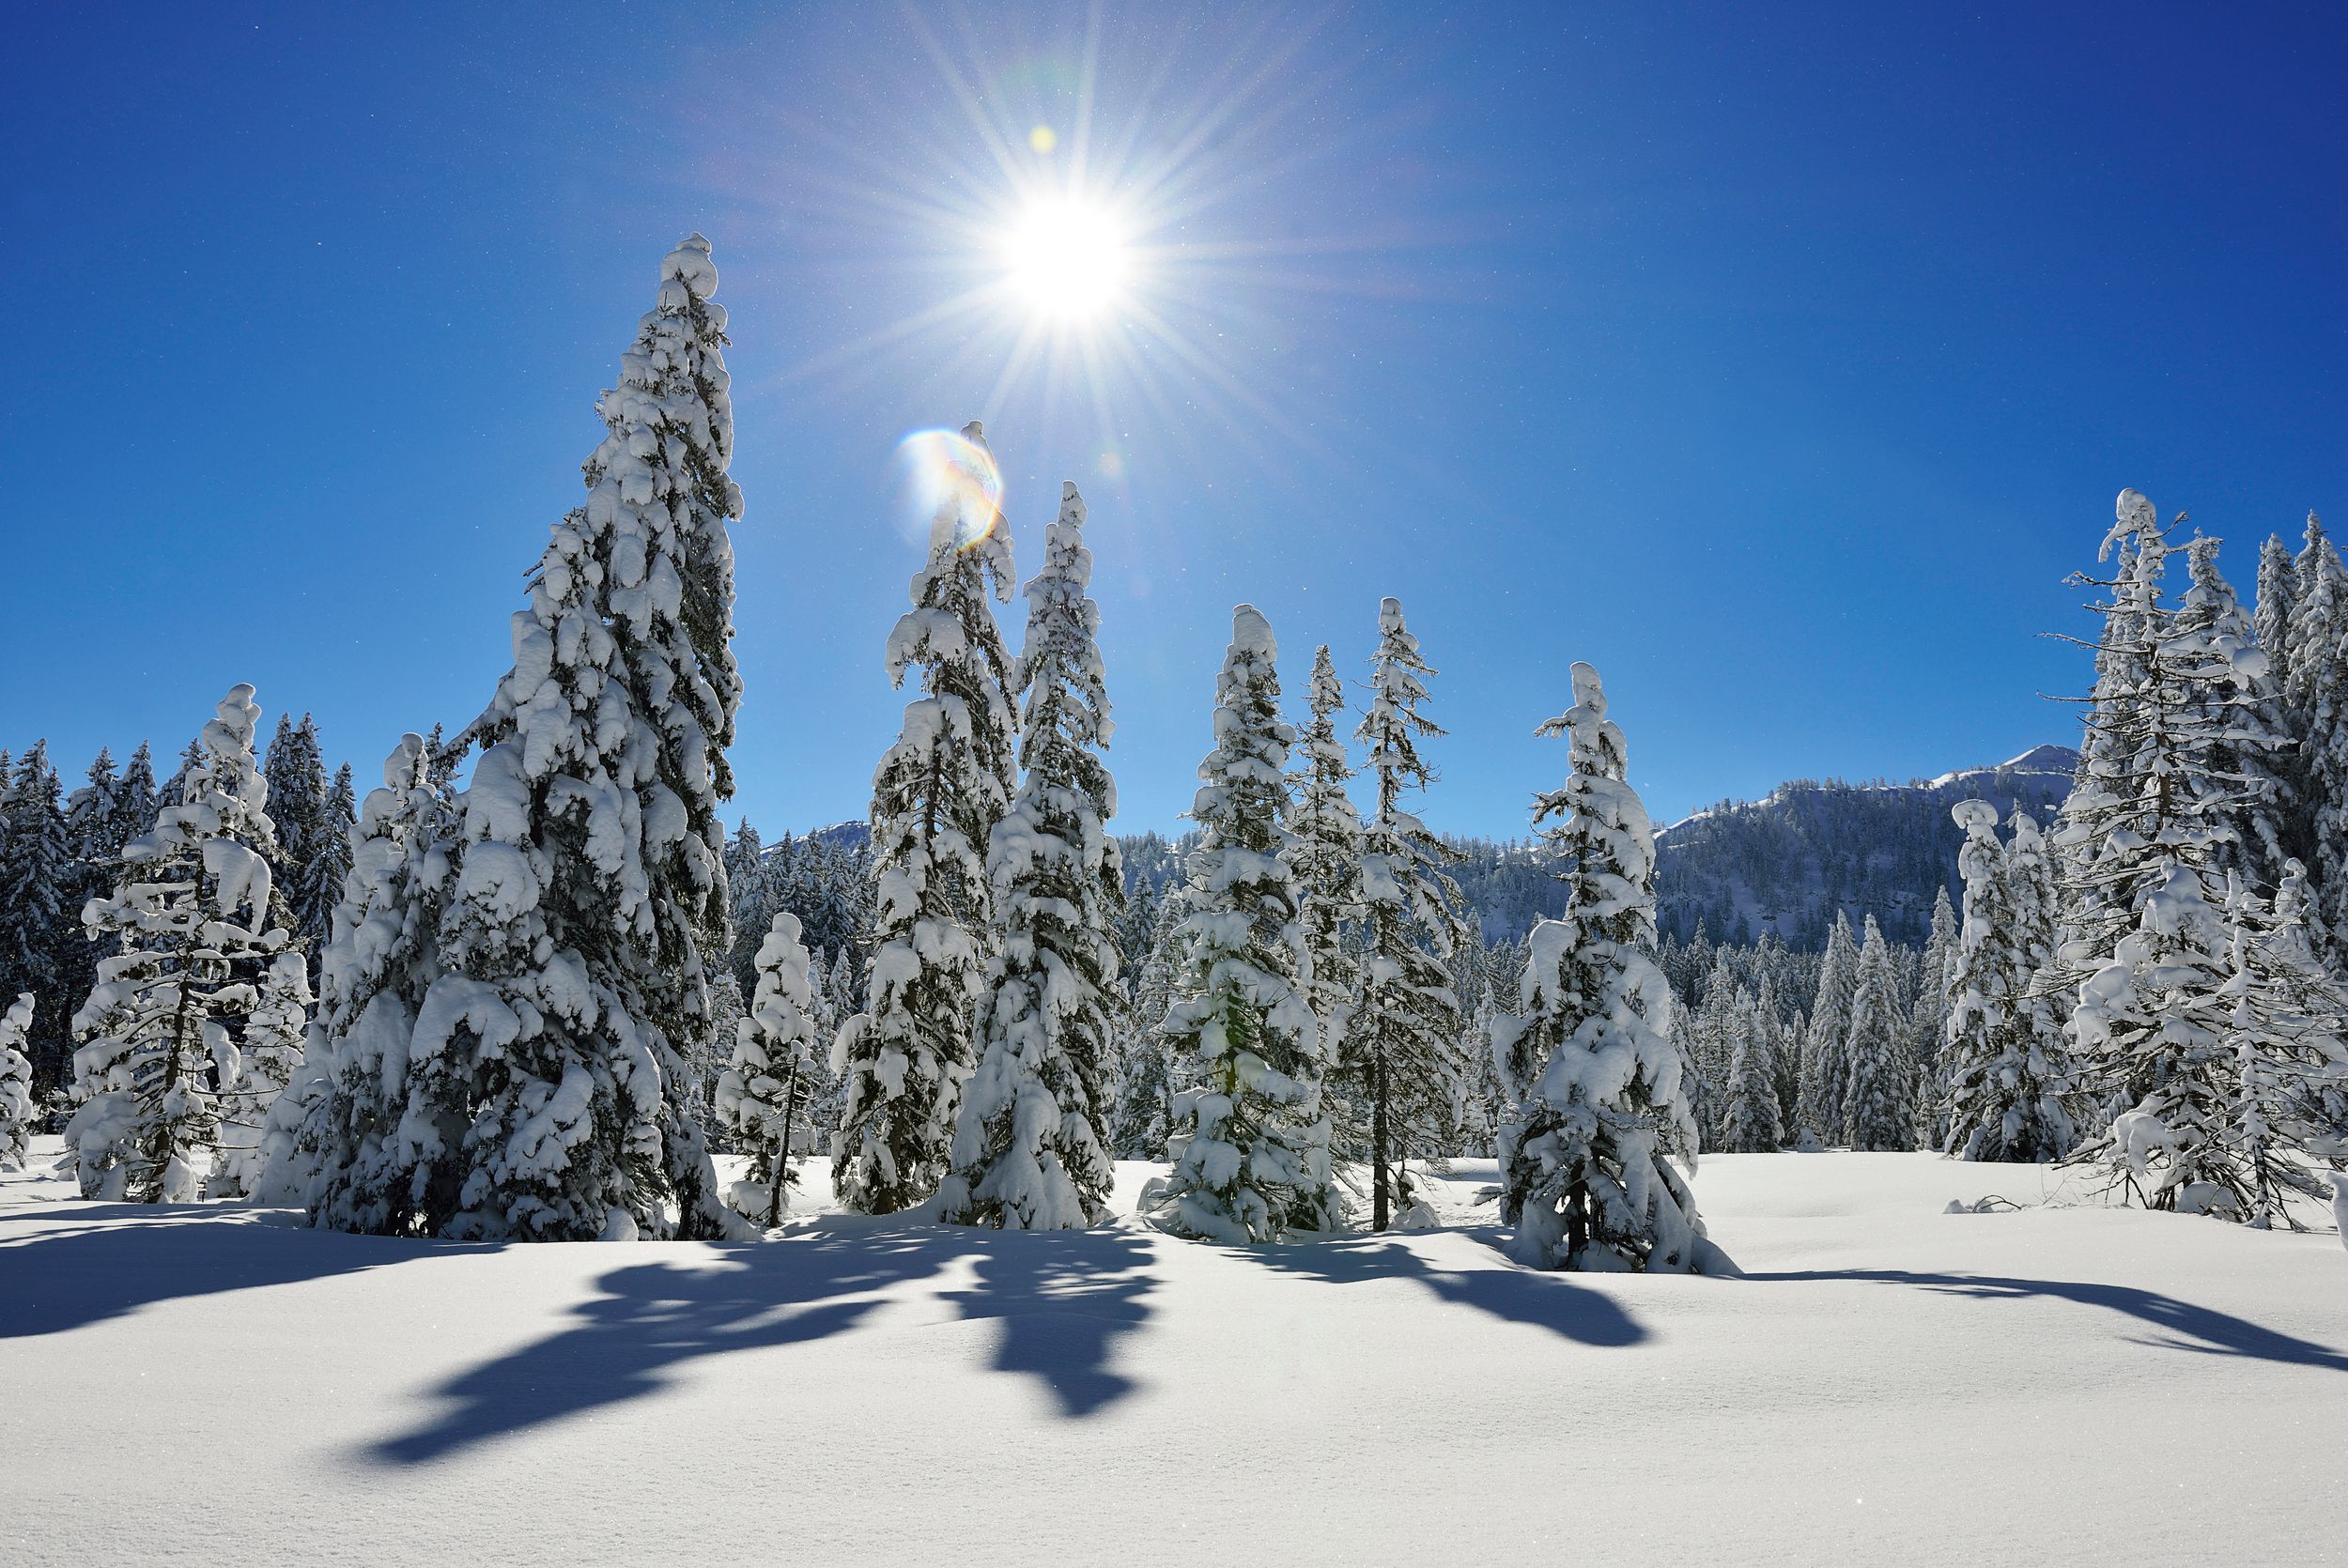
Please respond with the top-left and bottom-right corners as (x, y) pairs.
(3, 1137), (2342, 1566)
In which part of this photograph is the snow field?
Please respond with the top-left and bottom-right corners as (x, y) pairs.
(4, 1141), (2341, 1567)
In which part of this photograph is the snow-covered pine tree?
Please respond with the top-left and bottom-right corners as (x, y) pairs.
(2288, 515), (2348, 961)
(290, 762), (357, 977)
(155, 739), (205, 813)
(301, 734), (465, 1232)
(115, 743), (159, 850)
(2176, 537), (2296, 898)
(420, 234), (748, 1241)
(2062, 493), (2280, 1212)
(942, 481), (1124, 1230)
(0, 993), (33, 1171)
(56, 747), (131, 1091)
(717, 911), (821, 1225)
(1941, 803), (2074, 1161)
(2219, 866), (2348, 1225)
(1910, 885), (1958, 1140)
(699, 971), (745, 1122)
(1106, 895), (1181, 1159)
(2255, 532), (2298, 710)
(1716, 988), (1784, 1153)
(263, 714), (331, 943)
(833, 421), (1018, 1215)
(63, 686), (291, 1202)
(1840, 916), (1911, 1150)
(210, 948), (312, 1197)
(1145, 606), (1340, 1242)
(1493, 662), (1719, 1272)
(1346, 598), (1470, 1229)
(0, 743), (69, 1089)
(1289, 643), (1367, 1161)
(1795, 912), (1860, 1143)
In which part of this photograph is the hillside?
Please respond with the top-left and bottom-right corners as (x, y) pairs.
(1650, 745), (2077, 948)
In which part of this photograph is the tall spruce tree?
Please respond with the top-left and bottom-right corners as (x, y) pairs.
(411, 233), (748, 1241)
(0, 744), (70, 1089)
(1146, 606), (1340, 1241)
(300, 734), (465, 1232)
(2176, 537), (2295, 897)
(943, 481), (1124, 1230)
(1346, 598), (1470, 1229)
(1289, 643), (1367, 1163)
(1716, 989), (1784, 1153)
(1106, 895), (1181, 1158)
(832, 422), (1018, 1214)
(211, 948), (313, 1198)
(0, 993), (33, 1171)
(1942, 803), (2073, 1161)
(63, 687), (290, 1202)
(717, 911), (821, 1225)
(1494, 662), (1719, 1272)
(1840, 916), (1911, 1150)
(2285, 513), (2345, 955)
(289, 761), (357, 976)
(1796, 912), (1861, 1143)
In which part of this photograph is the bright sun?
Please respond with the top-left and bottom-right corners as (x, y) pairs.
(999, 197), (1131, 325)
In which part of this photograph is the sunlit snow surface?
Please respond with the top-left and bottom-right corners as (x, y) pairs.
(4, 1138), (2341, 1565)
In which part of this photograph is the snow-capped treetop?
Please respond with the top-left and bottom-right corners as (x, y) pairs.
(134, 684), (280, 919)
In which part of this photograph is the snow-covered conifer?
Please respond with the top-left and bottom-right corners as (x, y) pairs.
(2255, 532), (2298, 706)
(1106, 896), (1181, 1159)
(2176, 537), (2296, 897)
(833, 422), (1018, 1214)
(1795, 912), (1860, 1143)
(1145, 606), (1339, 1241)
(1941, 803), (2073, 1161)
(1910, 885), (1958, 1134)
(211, 949), (312, 1197)
(1840, 917), (1911, 1150)
(289, 762), (357, 974)
(1288, 644), (1366, 1155)
(1716, 989), (1784, 1153)
(64, 687), (290, 1202)
(0, 993), (34, 1171)
(417, 234), (748, 1241)
(1493, 662), (1719, 1272)
(942, 483), (1124, 1230)
(0, 743), (69, 1085)
(301, 734), (464, 1231)
(717, 911), (821, 1225)
(1345, 599), (1470, 1229)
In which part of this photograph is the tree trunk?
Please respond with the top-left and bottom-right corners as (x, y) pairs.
(767, 1064), (801, 1228)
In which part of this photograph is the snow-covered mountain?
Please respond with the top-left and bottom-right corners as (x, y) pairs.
(1651, 745), (2077, 948)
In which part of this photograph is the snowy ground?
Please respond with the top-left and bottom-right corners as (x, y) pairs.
(4, 1138), (2341, 1566)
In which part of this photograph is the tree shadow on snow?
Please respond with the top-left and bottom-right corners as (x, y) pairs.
(1253, 1228), (1647, 1348)
(1750, 1268), (2348, 1374)
(368, 1222), (1156, 1465)
(0, 1204), (438, 1340)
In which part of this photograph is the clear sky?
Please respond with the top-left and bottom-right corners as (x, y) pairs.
(4, 4), (2342, 838)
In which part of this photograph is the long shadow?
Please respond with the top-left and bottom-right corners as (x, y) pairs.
(944, 1227), (1156, 1417)
(1254, 1226), (1647, 1348)
(1750, 1268), (2348, 1374)
(0, 1204), (436, 1339)
(371, 1221), (1157, 1464)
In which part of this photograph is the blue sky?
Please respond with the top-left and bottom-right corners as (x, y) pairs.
(4, 4), (2342, 837)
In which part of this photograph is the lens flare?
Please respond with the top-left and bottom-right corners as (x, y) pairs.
(896, 427), (1004, 551)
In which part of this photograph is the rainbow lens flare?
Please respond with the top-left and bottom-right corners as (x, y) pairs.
(896, 427), (1004, 551)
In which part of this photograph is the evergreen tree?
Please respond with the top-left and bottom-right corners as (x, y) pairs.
(1106, 895), (1181, 1158)
(2219, 866), (2348, 1225)
(2254, 531), (2297, 708)
(1289, 643), (1367, 1158)
(1840, 916), (1910, 1150)
(0, 743), (70, 1089)
(0, 993), (33, 1171)
(409, 234), (749, 1241)
(1494, 662), (1719, 1272)
(1345, 598), (1470, 1229)
(156, 738), (205, 812)
(833, 421), (1018, 1214)
(301, 735), (465, 1232)
(1910, 884), (1958, 1140)
(2176, 537), (2295, 897)
(115, 743), (160, 849)
(288, 761), (357, 976)
(1145, 606), (1339, 1241)
(1795, 912), (1860, 1143)
(2060, 493), (2282, 1207)
(1716, 989), (1784, 1153)
(1942, 803), (2073, 1161)
(63, 687), (291, 1202)
(717, 911), (821, 1225)
(210, 949), (313, 1197)
(263, 715), (330, 929)
(943, 481), (1124, 1229)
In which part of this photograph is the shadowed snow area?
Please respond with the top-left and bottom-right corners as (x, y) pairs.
(3, 1140), (2341, 1566)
